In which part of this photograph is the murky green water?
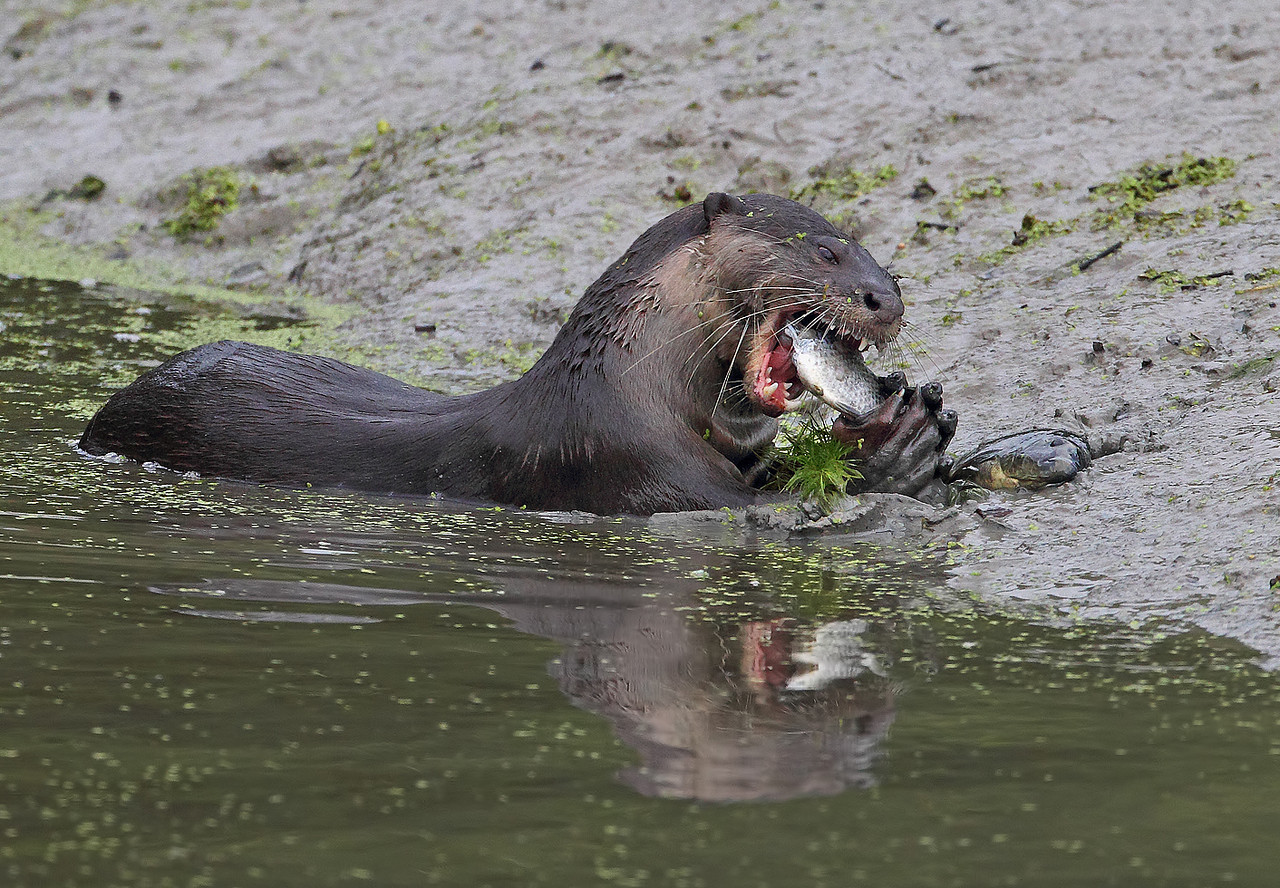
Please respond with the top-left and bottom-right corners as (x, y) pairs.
(3, 276), (1279, 887)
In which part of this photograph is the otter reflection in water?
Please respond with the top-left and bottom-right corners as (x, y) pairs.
(559, 614), (897, 801)
(157, 567), (907, 803)
(80, 193), (956, 514)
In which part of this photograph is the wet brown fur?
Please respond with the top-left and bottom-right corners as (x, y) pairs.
(80, 193), (913, 514)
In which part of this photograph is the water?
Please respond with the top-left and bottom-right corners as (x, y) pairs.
(2, 276), (1278, 887)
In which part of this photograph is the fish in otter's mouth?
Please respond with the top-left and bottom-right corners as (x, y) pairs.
(751, 319), (884, 420)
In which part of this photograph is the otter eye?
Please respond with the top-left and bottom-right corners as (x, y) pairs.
(817, 245), (838, 264)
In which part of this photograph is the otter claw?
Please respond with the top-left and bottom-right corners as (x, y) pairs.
(920, 381), (944, 411)
(937, 408), (958, 449)
(878, 371), (908, 397)
(832, 378), (956, 501)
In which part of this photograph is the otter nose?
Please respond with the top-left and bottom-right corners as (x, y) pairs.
(862, 287), (904, 324)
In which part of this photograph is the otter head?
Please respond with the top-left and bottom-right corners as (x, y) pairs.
(692, 192), (904, 418)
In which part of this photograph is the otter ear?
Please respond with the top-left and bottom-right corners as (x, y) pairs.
(703, 192), (747, 223)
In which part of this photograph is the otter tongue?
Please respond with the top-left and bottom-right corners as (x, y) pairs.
(754, 339), (794, 414)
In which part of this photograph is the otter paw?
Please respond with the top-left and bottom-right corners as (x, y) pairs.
(830, 382), (957, 502)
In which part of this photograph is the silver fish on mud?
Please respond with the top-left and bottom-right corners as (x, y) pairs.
(783, 322), (883, 419)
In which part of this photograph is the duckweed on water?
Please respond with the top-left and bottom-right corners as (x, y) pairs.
(9, 275), (1280, 886)
(0, 209), (266, 305)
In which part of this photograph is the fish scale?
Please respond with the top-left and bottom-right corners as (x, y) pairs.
(784, 322), (883, 419)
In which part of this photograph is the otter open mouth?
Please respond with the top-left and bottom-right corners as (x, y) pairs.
(752, 331), (808, 415)
(750, 314), (882, 419)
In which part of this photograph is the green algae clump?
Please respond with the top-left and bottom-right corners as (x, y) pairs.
(161, 166), (241, 240)
(1090, 154), (1237, 229)
(792, 163), (898, 204)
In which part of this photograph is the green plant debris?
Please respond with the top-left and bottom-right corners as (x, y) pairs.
(954, 176), (1007, 201)
(1132, 208), (1187, 232)
(978, 213), (1072, 263)
(775, 417), (862, 512)
(476, 117), (518, 138)
(474, 224), (529, 263)
(1089, 154), (1237, 229)
(1138, 267), (1232, 294)
(792, 163), (898, 204)
(594, 40), (634, 61)
(161, 167), (241, 240)
(945, 153), (1242, 269)
(911, 178), (937, 200)
(1218, 199), (1254, 225)
(66, 175), (106, 200)
(939, 176), (1008, 220)
(660, 181), (696, 204)
(350, 119), (394, 159)
(721, 80), (799, 101)
(6, 14), (58, 55)
(1238, 268), (1280, 294)
(461, 341), (542, 376)
(0, 204), (360, 367)
(1175, 332), (1214, 358)
(716, 2), (781, 38)
(727, 10), (763, 31)
(1011, 214), (1070, 245)
(1130, 198), (1253, 234)
(910, 220), (958, 245)
(1, 209), (256, 306)
(1229, 351), (1278, 378)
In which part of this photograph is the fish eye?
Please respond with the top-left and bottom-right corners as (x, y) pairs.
(817, 245), (837, 264)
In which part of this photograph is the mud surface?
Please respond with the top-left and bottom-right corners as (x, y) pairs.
(3, 1), (1278, 656)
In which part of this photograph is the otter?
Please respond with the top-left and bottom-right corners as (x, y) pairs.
(79, 192), (956, 514)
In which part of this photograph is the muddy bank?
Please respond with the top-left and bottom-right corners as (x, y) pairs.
(2, 0), (1277, 656)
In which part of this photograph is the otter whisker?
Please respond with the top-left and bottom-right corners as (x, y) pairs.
(676, 292), (831, 398)
(676, 293), (821, 374)
(623, 289), (825, 379)
(722, 285), (818, 295)
(619, 323), (708, 377)
(630, 288), (816, 379)
(714, 323), (750, 411)
(877, 320), (945, 382)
